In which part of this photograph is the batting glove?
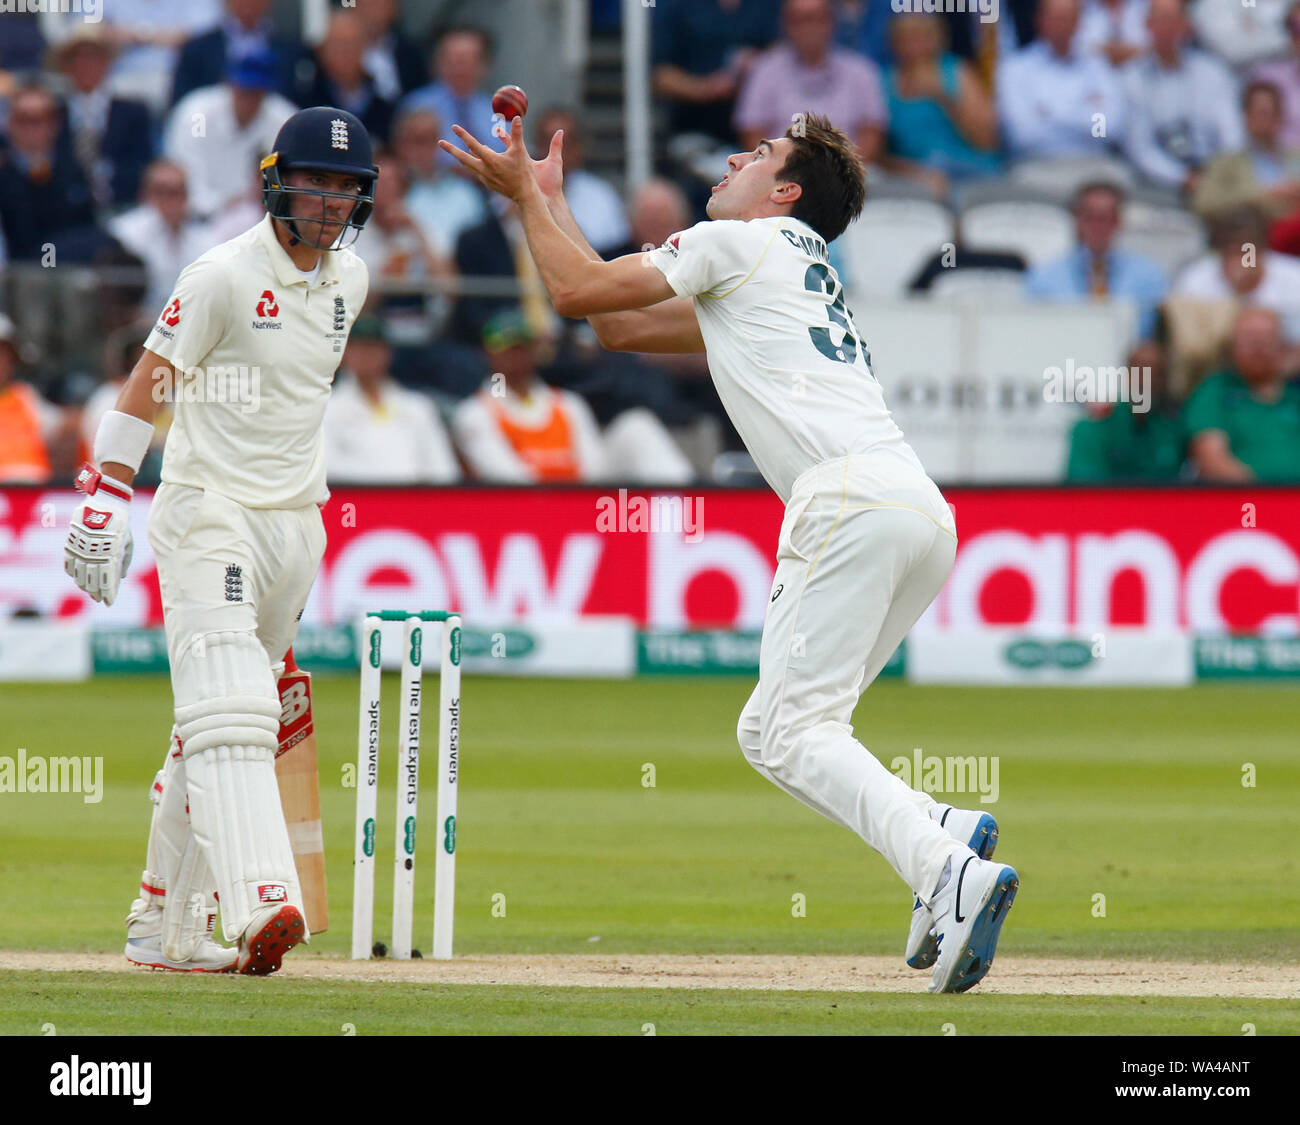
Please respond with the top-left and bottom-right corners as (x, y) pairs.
(65, 463), (135, 606)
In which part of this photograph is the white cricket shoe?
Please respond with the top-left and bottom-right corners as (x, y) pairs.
(124, 903), (236, 973)
(236, 903), (307, 976)
(905, 806), (998, 969)
(927, 852), (1019, 994)
(125, 932), (238, 972)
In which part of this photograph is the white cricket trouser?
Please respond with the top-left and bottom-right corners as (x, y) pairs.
(143, 483), (325, 939)
(737, 448), (961, 901)
(149, 483), (326, 671)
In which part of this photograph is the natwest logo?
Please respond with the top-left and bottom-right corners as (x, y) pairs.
(256, 290), (279, 318)
(161, 298), (180, 327)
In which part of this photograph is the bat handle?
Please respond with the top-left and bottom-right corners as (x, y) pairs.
(283, 646), (299, 674)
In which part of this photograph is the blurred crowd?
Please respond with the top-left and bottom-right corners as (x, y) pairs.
(1, 0), (1299, 486)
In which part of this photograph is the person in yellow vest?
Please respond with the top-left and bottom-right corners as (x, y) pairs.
(452, 308), (607, 482)
(0, 314), (64, 484)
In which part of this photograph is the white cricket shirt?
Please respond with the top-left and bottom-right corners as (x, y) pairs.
(648, 216), (917, 502)
(145, 213), (370, 509)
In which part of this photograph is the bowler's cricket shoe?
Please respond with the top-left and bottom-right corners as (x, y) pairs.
(927, 853), (1019, 994)
(125, 933), (238, 972)
(237, 904), (306, 975)
(906, 805), (999, 969)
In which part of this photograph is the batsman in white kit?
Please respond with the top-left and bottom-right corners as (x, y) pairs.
(444, 112), (1018, 992)
(62, 107), (374, 974)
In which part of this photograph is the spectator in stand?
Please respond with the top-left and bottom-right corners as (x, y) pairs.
(0, 8), (44, 79)
(829, 0), (897, 68)
(1194, 81), (1300, 224)
(299, 10), (395, 147)
(651, 0), (783, 149)
(453, 197), (557, 349)
(1173, 207), (1300, 340)
(454, 310), (608, 482)
(616, 178), (740, 457)
(0, 313), (78, 484)
(108, 160), (213, 315)
(171, 0), (307, 107)
(626, 178), (695, 255)
(87, 0), (222, 114)
(880, 13), (1000, 198)
(1066, 340), (1186, 480)
(392, 107), (486, 257)
(350, 156), (454, 346)
(1190, 0), (1291, 71)
(80, 328), (169, 487)
(402, 26), (503, 169)
(1120, 0), (1243, 195)
(1076, 0), (1150, 68)
(353, 0), (429, 103)
(997, 0), (1127, 160)
(735, 0), (887, 167)
(1251, 3), (1300, 151)
(164, 51), (296, 221)
(0, 84), (103, 262)
(51, 27), (153, 212)
(533, 107), (629, 257)
(1024, 181), (1168, 340)
(455, 310), (693, 484)
(324, 315), (460, 484)
(1185, 307), (1300, 481)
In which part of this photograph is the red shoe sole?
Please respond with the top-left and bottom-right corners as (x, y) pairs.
(238, 905), (306, 976)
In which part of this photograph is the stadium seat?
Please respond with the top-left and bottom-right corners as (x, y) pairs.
(1007, 156), (1136, 204)
(1117, 202), (1208, 277)
(961, 201), (1075, 266)
(926, 269), (1029, 304)
(839, 199), (955, 297)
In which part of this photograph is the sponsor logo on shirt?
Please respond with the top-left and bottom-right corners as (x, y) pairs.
(161, 297), (181, 327)
(252, 289), (283, 330)
(661, 233), (681, 258)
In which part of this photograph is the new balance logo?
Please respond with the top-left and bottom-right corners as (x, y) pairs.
(330, 118), (349, 150)
(224, 564), (243, 603)
(257, 884), (288, 904)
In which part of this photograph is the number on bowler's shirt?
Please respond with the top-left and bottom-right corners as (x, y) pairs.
(803, 263), (867, 367)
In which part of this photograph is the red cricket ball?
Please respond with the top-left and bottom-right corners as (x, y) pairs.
(492, 84), (529, 122)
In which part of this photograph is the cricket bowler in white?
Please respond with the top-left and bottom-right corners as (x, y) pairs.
(63, 107), (374, 974)
(444, 112), (1018, 993)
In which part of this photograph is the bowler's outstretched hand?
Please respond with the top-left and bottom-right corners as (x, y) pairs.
(439, 116), (542, 203)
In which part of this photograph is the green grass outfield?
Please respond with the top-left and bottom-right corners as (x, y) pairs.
(1, 676), (1296, 1034)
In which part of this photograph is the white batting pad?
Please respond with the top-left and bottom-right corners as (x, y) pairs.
(172, 630), (299, 940)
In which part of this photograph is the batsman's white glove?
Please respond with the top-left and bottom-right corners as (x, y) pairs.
(65, 464), (135, 606)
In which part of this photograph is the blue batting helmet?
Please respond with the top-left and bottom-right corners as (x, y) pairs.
(260, 107), (379, 250)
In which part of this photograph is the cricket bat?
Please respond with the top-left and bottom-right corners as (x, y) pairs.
(275, 648), (329, 933)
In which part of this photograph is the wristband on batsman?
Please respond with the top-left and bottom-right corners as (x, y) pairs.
(74, 463), (134, 504)
(93, 409), (155, 475)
